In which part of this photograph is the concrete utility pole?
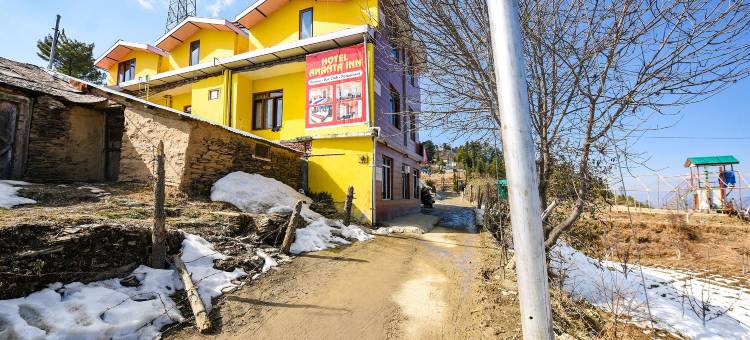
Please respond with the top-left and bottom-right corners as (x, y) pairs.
(486, 0), (554, 339)
(48, 15), (61, 70)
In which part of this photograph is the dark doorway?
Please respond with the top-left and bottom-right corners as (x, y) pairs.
(0, 101), (18, 179)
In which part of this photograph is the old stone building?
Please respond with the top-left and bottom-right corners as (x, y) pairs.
(0, 57), (123, 182)
(0, 57), (303, 194)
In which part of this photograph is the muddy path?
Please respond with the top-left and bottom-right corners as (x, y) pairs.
(168, 197), (520, 339)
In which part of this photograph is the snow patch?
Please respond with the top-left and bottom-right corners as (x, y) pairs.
(0, 180), (36, 209)
(256, 250), (278, 273)
(210, 172), (310, 215)
(77, 186), (107, 195)
(211, 172), (373, 255)
(551, 243), (750, 339)
(180, 233), (246, 310)
(0, 233), (244, 339)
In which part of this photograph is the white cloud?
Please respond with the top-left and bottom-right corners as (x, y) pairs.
(135, 0), (158, 10)
(207, 0), (235, 17)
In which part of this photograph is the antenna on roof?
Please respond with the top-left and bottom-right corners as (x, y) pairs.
(165, 0), (197, 33)
(48, 15), (62, 70)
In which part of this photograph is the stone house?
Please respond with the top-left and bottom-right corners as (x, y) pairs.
(0, 57), (303, 194)
(0, 57), (123, 182)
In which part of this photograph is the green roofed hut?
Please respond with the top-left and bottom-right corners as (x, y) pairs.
(684, 155), (740, 212)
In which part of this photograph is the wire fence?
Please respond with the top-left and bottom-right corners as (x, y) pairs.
(606, 170), (750, 213)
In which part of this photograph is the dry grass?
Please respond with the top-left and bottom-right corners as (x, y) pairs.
(1, 182), (237, 230)
(569, 207), (750, 286)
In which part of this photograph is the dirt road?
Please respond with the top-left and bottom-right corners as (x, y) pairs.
(169, 197), (521, 339)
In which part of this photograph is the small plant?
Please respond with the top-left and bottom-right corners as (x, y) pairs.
(307, 191), (338, 219)
(668, 212), (699, 260)
(681, 275), (738, 326)
(31, 259), (45, 275)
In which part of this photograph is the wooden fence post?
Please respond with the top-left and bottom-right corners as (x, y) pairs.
(477, 187), (482, 209)
(281, 201), (303, 254)
(173, 255), (211, 332)
(343, 186), (354, 226)
(151, 141), (167, 269)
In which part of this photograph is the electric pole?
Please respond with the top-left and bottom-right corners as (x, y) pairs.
(48, 15), (61, 70)
(486, 0), (554, 339)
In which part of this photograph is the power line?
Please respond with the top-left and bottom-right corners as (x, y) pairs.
(639, 136), (750, 140)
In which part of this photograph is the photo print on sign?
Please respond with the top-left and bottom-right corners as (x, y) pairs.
(309, 105), (334, 124)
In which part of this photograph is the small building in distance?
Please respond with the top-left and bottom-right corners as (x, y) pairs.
(684, 155), (740, 212)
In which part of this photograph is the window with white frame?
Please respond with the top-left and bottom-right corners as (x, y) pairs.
(382, 156), (393, 200)
(402, 164), (411, 199)
(208, 89), (220, 100)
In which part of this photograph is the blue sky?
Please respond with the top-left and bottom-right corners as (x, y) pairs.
(0, 0), (748, 195)
(0, 0), (253, 65)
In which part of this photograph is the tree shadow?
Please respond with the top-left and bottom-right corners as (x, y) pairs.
(225, 296), (352, 313)
(296, 254), (369, 263)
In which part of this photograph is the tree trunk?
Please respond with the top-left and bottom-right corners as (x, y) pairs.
(173, 255), (211, 333)
(151, 141), (167, 269)
(281, 201), (303, 254)
(343, 186), (354, 226)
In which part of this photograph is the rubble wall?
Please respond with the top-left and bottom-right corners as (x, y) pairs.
(0, 223), (183, 300)
(24, 95), (108, 181)
(181, 123), (304, 196)
(118, 107), (192, 186)
(118, 104), (303, 196)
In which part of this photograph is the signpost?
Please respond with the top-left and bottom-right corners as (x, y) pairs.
(486, 0), (554, 338)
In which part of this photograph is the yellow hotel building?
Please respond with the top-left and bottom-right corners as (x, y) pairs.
(95, 0), (424, 224)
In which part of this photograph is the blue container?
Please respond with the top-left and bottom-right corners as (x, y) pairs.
(721, 171), (737, 186)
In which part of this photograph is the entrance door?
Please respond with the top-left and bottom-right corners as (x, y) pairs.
(0, 101), (18, 179)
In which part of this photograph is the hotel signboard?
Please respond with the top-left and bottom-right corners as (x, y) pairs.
(305, 44), (368, 129)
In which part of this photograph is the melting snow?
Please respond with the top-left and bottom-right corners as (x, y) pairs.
(0, 233), (244, 339)
(256, 249), (278, 273)
(211, 172), (373, 254)
(0, 180), (36, 209)
(551, 243), (750, 339)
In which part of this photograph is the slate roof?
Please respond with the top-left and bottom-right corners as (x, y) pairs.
(0, 57), (105, 104)
(684, 155), (739, 167)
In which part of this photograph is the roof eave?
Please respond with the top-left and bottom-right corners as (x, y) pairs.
(154, 17), (249, 51)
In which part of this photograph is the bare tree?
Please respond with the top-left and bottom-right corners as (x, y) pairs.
(380, 0), (750, 248)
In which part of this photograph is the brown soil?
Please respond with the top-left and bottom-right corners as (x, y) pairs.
(166, 198), (521, 339)
(569, 208), (750, 282)
(0, 182), (294, 299)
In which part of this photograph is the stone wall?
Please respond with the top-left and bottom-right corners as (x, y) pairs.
(181, 123), (304, 195)
(118, 107), (192, 186)
(118, 102), (304, 196)
(24, 95), (111, 182)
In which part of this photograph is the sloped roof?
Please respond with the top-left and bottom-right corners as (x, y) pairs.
(234, 0), (345, 28)
(95, 41), (168, 70)
(0, 57), (105, 104)
(117, 25), (369, 91)
(684, 155), (739, 167)
(155, 17), (248, 51)
(63, 73), (301, 154)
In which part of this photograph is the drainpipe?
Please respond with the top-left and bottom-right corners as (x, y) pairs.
(364, 32), (378, 225)
(222, 69), (233, 127)
(371, 128), (380, 225)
